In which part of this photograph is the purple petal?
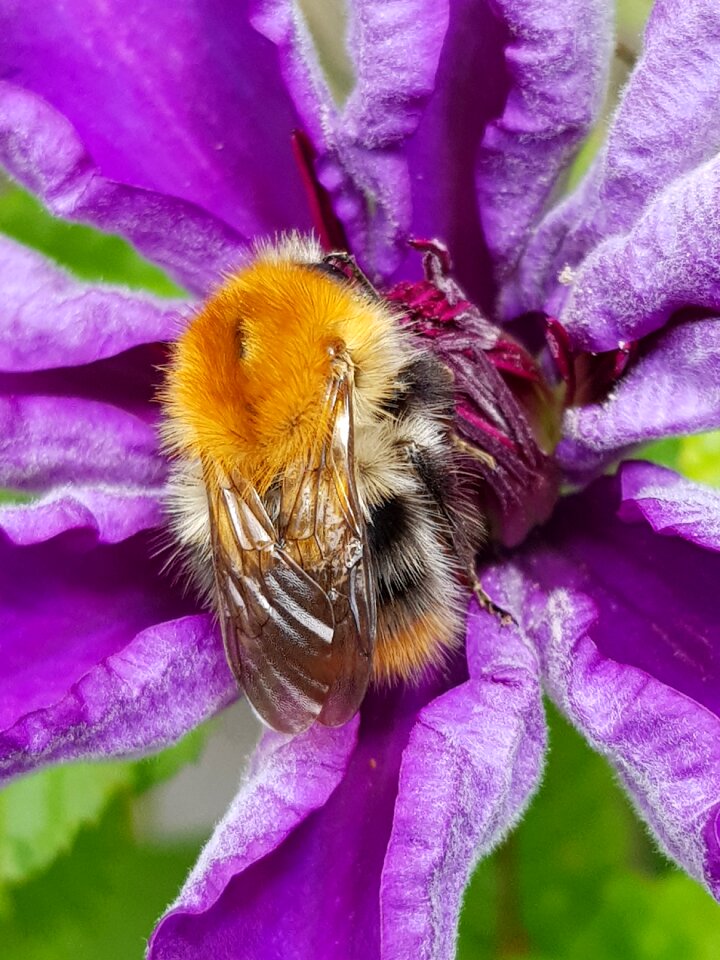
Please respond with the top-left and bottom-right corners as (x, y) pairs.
(252, 0), (449, 278)
(0, 485), (164, 546)
(509, 0), (720, 318)
(0, 236), (187, 372)
(149, 719), (359, 958)
(0, 3), (311, 240)
(485, 466), (720, 898)
(476, 0), (611, 284)
(381, 604), (545, 959)
(400, 1), (509, 308)
(1, 336), (170, 493)
(150, 671), (451, 958)
(0, 508), (233, 781)
(258, 0), (610, 302)
(557, 316), (720, 478)
(342, 1), (450, 147)
(556, 157), (720, 350)
(256, 0), (551, 302)
(618, 460), (720, 551)
(0, 82), (247, 296)
(0, 390), (165, 492)
(1, 612), (233, 783)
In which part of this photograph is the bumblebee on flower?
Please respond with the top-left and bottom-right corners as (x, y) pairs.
(1, 1), (720, 958)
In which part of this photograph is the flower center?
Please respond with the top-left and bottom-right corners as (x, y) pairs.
(290, 131), (638, 547)
(384, 239), (561, 548)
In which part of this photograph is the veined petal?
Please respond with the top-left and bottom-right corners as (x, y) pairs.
(558, 316), (720, 479)
(342, 0), (449, 147)
(0, 511), (233, 782)
(556, 156), (720, 350)
(0, 236), (186, 372)
(149, 675), (450, 958)
(401, 0), (509, 309)
(257, 0), (609, 304)
(0, 82), (247, 297)
(254, 0), (449, 146)
(476, 0), (611, 284)
(510, 0), (720, 316)
(0, 612), (233, 783)
(485, 467), (720, 898)
(380, 604), (545, 959)
(0, 1), (311, 240)
(0, 338), (170, 493)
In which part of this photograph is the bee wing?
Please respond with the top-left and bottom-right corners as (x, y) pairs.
(208, 364), (376, 734)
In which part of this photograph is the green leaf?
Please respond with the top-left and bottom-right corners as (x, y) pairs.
(0, 799), (201, 959)
(677, 432), (720, 487)
(637, 437), (684, 473)
(566, 874), (720, 960)
(0, 490), (33, 505)
(458, 704), (677, 959)
(0, 762), (135, 889)
(639, 432), (720, 488)
(457, 858), (498, 959)
(0, 179), (184, 297)
(515, 705), (667, 956)
(132, 723), (208, 794)
(0, 725), (208, 892)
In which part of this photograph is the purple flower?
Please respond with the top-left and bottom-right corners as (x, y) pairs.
(1, 1), (720, 956)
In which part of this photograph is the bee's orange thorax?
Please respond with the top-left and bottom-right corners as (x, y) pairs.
(162, 257), (400, 491)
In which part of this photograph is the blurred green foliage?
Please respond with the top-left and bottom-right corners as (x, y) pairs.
(0, 762), (135, 890)
(0, 726), (205, 894)
(1, 800), (199, 960)
(458, 706), (720, 960)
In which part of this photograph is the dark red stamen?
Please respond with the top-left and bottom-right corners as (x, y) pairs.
(546, 316), (639, 406)
(611, 340), (638, 380)
(388, 252), (543, 389)
(545, 316), (577, 405)
(383, 239), (561, 547)
(456, 401), (518, 452)
(407, 237), (453, 276)
(385, 280), (470, 328)
(291, 129), (349, 253)
(485, 339), (543, 384)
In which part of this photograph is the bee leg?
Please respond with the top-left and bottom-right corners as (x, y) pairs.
(469, 571), (515, 627)
(452, 434), (497, 470)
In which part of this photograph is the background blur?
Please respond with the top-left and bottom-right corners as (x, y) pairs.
(2, 0), (720, 956)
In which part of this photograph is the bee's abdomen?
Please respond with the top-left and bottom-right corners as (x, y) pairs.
(364, 353), (468, 684)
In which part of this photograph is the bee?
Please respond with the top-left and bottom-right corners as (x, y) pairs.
(160, 235), (482, 734)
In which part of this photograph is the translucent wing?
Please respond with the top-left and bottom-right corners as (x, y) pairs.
(207, 361), (376, 734)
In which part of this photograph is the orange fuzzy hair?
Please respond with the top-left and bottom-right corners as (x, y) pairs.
(162, 251), (406, 492)
(374, 609), (461, 686)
